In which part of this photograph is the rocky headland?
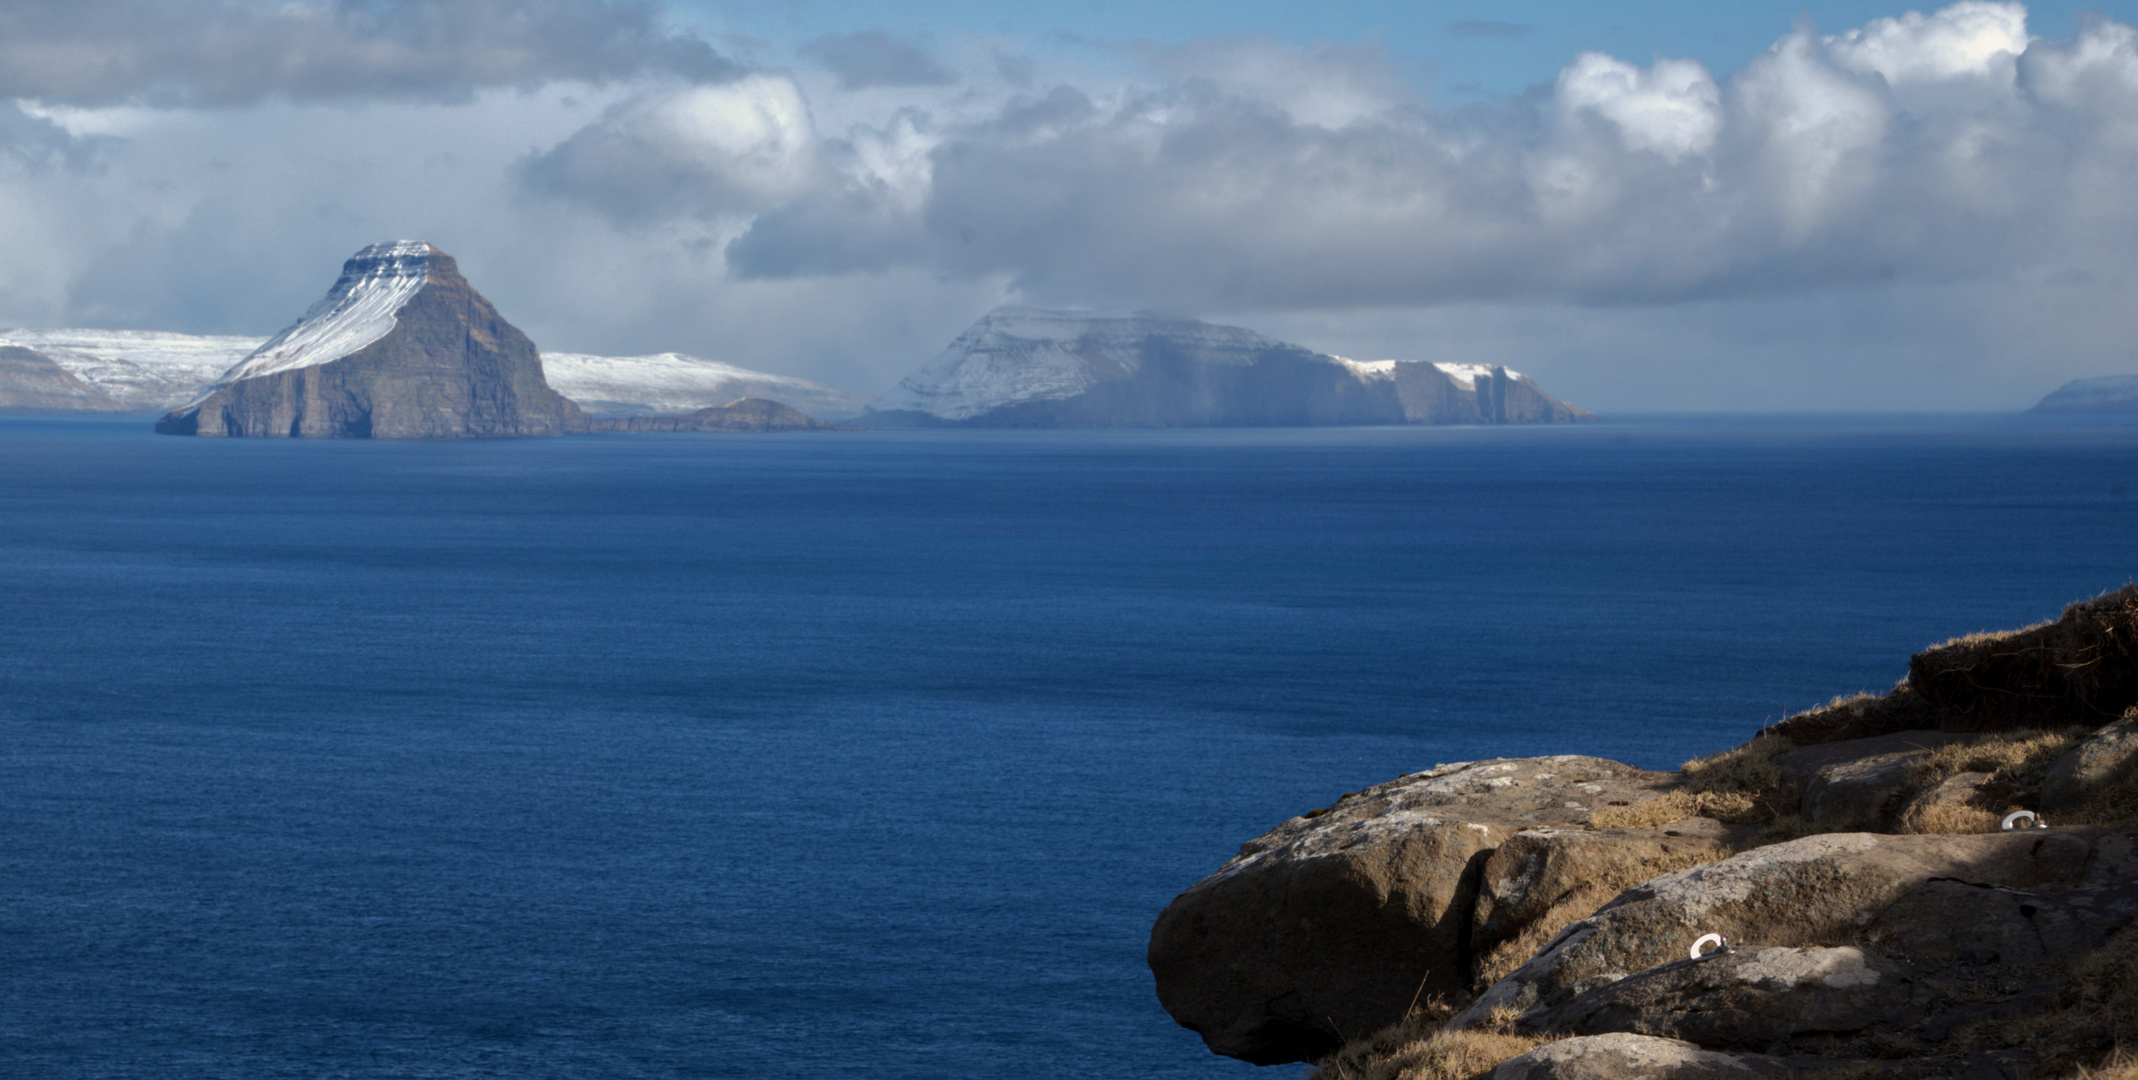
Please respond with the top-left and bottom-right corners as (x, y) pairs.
(1151, 585), (2138, 1079)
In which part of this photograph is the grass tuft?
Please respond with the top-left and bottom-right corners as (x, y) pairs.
(1906, 727), (2086, 792)
(1307, 1006), (1549, 1080)
(1587, 789), (1763, 829)
(1680, 732), (1795, 794)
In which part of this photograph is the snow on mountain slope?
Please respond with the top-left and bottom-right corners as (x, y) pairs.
(2031, 374), (2138, 414)
(869, 308), (1289, 420)
(541, 352), (869, 419)
(0, 328), (266, 411)
(1336, 358), (1524, 389)
(199, 242), (434, 400)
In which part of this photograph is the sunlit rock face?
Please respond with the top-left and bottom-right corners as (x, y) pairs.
(157, 242), (585, 438)
(865, 307), (1593, 428)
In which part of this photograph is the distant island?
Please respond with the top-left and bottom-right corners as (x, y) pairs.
(2032, 374), (2138, 415)
(863, 307), (1593, 428)
(4, 243), (1595, 437)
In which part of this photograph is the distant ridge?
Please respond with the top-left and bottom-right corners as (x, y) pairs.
(541, 351), (868, 420)
(865, 307), (1592, 428)
(0, 329), (261, 413)
(2031, 374), (2138, 415)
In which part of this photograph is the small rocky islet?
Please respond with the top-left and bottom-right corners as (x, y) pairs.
(1149, 585), (2138, 1079)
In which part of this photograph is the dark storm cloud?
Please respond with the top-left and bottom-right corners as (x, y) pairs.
(799, 31), (957, 90)
(0, 0), (737, 107)
(1445, 20), (1534, 39)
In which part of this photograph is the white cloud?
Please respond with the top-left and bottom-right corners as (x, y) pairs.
(1827, 1), (2031, 86)
(5, 1), (2138, 409)
(519, 75), (818, 222)
(1555, 53), (1721, 162)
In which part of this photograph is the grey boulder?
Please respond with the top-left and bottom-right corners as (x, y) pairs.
(2040, 711), (2138, 813)
(1488, 1033), (1792, 1079)
(1148, 756), (1673, 1064)
(1472, 820), (1757, 988)
(1452, 828), (2123, 1029)
(1773, 731), (1970, 831)
(1530, 946), (1931, 1049)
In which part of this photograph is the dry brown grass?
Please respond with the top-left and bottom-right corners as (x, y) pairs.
(1681, 732), (1796, 793)
(1907, 727), (2087, 791)
(1578, 732), (1800, 830)
(1763, 684), (1938, 746)
(2066, 1057), (2138, 1080)
(1308, 1007), (1550, 1080)
(1587, 789), (1763, 829)
(1881, 728), (2083, 834)
(1895, 796), (2001, 835)
(2073, 756), (2138, 829)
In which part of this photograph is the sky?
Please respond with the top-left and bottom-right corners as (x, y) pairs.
(4, 0), (2138, 410)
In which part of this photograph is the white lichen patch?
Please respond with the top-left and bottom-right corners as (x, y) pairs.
(1738, 946), (1881, 990)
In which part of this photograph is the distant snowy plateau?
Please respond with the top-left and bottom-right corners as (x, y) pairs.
(0, 333), (861, 420)
(2031, 374), (2138, 414)
(865, 308), (1593, 427)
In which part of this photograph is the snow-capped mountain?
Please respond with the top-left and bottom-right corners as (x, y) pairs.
(541, 351), (869, 420)
(0, 328), (264, 412)
(866, 307), (1592, 427)
(160, 241), (584, 438)
(2031, 374), (2138, 414)
(196, 240), (434, 396)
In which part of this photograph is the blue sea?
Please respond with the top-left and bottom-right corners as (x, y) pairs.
(2, 416), (2134, 1079)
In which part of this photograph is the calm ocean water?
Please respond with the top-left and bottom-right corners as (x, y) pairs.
(2, 416), (2134, 1078)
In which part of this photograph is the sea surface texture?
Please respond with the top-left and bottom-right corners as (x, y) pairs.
(2, 417), (2134, 1079)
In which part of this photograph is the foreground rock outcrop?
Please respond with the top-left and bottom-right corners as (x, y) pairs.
(157, 242), (586, 438)
(1453, 828), (2135, 1028)
(1488, 1033), (1796, 1080)
(1150, 584), (2138, 1079)
(1147, 757), (1677, 1063)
